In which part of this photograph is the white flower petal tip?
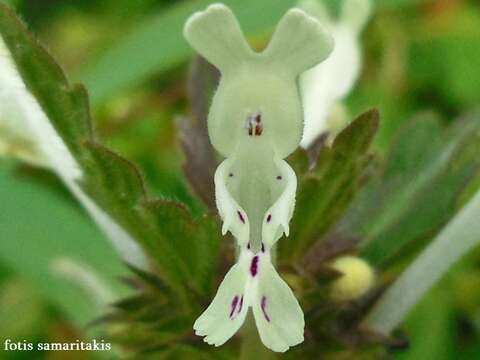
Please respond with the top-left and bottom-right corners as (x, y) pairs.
(193, 260), (250, 347)
(253, 261), (305, 352)
(183, 3), (253, 73)
(263, 7), (334, 76)
(194, 248), (305, 353)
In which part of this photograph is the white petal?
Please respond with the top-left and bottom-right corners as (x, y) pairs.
(183, 4), (253, 72)
(300, 25), (360, 148)
(263, 8), (333, 77)
(214, 158), (250, 246)
(252, 260), (304, 352)
(262, 158), (297, 247)
(194, 255), (250, 346)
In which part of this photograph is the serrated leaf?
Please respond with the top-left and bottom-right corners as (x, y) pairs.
(125, 264), (172, 294)
(0, 3), (148, 269)
(279, 109), (379, 263)
(140, 201), (222, 296)
(0, 4), (222, 297)
(82, 141), (222, 296)
(0, 6), (93, 159)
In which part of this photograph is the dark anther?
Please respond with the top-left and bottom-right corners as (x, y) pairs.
(266, 214), (272, 223)
(247, 112), (263, 137)
(229, 173), (233, 177)
(276, 175), (282, 180)
(261, 243), (265, 253)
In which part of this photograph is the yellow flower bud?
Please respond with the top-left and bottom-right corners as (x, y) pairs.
(329, 256), (375, 302)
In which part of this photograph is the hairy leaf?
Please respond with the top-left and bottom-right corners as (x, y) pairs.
(0, 4), (221, 298)
(279, 109), (379, 263)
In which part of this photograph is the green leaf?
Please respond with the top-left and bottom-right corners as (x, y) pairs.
(82, 142), (222, 296)
(0, 6), (93, 159)
(0, 160), (127, 325)
(279, 109), (379, 263)
(356, 112), (480, 265)
(0, 4), (222, 296)
(140, 201), (221, 296)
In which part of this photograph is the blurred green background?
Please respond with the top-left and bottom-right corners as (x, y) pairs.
(0, 0), (479, 359)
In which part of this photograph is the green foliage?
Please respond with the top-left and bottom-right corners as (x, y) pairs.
(1, 0), (480, 359)
(280, 109), (379, 263)
(0, 6), (93, 158)
(0, 161), (127, 325)
(0, 2), (221, 302)
(101, 266), (235, 359)
(353, 112), (480, 265)
(394, 285), (455, 360)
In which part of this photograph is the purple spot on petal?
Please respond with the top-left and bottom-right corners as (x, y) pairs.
(250, 256), (259, 277)
(266, 214), (272, 223)
(237, 211), (245, 224)
(261, 296), (271, 322)
(229, 295), (239, 319)
(237, 296), (244, 315)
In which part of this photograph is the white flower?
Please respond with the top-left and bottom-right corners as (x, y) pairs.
(184, 3), (333, 352)
(300, 0), (372, 147)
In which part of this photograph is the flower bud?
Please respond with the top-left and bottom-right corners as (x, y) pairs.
(330, 256), (375, 302)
